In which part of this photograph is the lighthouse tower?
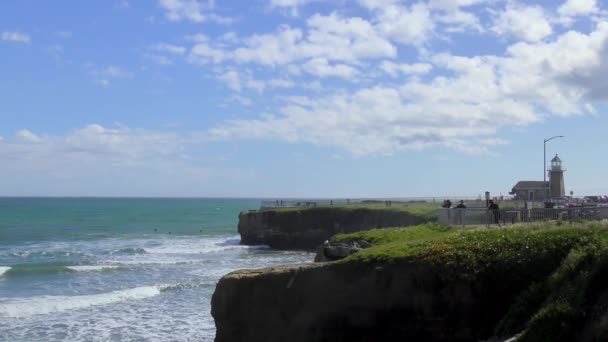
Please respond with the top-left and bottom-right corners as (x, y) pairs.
(549, 154), (565, 199)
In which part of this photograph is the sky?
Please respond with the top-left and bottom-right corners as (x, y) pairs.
(0, 0), (607, 198)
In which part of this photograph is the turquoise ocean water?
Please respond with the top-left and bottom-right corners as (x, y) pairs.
(0, 198), (314, 341)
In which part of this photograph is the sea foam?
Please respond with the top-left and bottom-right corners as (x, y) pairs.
(142, 236), (268, 255)
(66, 265), (120, 272)
(0, 266), (11, 276)
(0, 285), (162, 318)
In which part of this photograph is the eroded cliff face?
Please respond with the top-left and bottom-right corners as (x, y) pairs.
(238, 208), (431, 249)
(212, 261), (517, 342)
(215, 225), (608, 342)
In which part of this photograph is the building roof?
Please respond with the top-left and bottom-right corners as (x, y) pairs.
(551, 154), (562, 162)
(512, 181), (548, 190)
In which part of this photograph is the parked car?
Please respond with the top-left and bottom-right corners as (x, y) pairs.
(584, 196), (600, 203)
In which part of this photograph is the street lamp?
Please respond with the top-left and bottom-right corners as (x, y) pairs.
(544, 135), (564, 201)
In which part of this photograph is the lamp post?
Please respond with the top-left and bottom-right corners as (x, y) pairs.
(544, 135), (564, 201)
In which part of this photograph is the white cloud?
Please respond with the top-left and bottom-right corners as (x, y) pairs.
(47, 45), (64, 60)
(380, 61), (433, 77)
(188, 40), (227, 64)
(217, 69), (265, 93)
(209, 86), (504, 156)
(151, 43), (186, 55)
(107, 66), (131, 78)
(1, 31), (31, 43)
(302, 58), (358, 78)
(217, 69), (296, 93)
(159, 0), (208, 22)
(362, 1), (435, 46)
(63, 124), (181, 158)
(86, 64), (133, 86)
(428, 0), (491, 11)
(97, 79), (111, 87)
(268, 78), (295, 88)
(436, 9), (483, 32)
(233, 14), (396, 66)
(158, 0), (232, 24)
(269, 0), (317, 8)
(146, 43), (187, 65)
(5, 125), (185, 163)
(209, 22), (608, 156)
(16, 130), (42, 143)
(227, 94), (253, 106)
(0, 124), (241, 195)
(269, 0), (319, 16)
(185, 33), (210, 42)
(502, 22), (608, 103)
(491, 4), (553, 42)
(558, 0), (598, 17)
(145, 54), (174, 65)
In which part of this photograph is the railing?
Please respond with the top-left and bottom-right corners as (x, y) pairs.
(438, 207), (608, 227)
(260, 197), (503, 210)
(260, 199), (356, 209)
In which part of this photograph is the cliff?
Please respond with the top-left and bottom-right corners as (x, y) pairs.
(238, 205), (436, 249)
(213, 222), (608, 342)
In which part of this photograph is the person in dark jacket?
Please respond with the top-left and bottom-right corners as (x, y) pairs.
(455, 200), (467, 224)
(488, 200), (500, 226)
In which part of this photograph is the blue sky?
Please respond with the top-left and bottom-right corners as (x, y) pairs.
(1, 0), (607, 198)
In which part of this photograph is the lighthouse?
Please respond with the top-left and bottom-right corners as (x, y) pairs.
(549, 154), (565, 199)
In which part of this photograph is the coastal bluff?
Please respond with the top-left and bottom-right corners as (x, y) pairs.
(213, 261), (484, 342)
(238, 205), (435, 249)
(213, 223), (608, 342)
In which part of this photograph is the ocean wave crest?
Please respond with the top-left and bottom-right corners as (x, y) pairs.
(143, 237), (268, 255)
(65, 265), (121, 272)
(0, 266), (11, 276)
(3, 263), (122, 276)
(109, 247), (147, 255)
(6, 250), (86, 258)
(158, 282), (212, 292)
(0, 286), (162, 318)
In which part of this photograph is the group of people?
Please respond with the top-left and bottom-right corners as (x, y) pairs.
(441, 199), (467, 209)
(441, 199), (500, 210)
(442, 199), (501, 226)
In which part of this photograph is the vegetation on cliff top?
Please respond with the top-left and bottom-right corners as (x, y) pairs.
(330, 221), (608, 341)
(268, 201), (437, 216)
(266, 202), (437, 224)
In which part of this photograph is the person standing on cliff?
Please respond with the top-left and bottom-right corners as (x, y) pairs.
(488, 200), (500, 227)
(455, 200), (466, 225)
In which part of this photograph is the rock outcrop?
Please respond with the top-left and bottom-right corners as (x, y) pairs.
(238, 207), (433, 249)
(212, 261), (508, 342)
(314, 239), (371, 262)
(214, 224), (608, 342)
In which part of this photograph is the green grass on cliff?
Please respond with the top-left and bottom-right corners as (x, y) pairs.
(269, 202), (438, 222)
(330, 221), (608, 340)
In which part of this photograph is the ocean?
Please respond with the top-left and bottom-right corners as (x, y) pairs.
(0, 198), (314, 341)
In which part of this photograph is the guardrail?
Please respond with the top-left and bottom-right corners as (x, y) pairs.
(439, 207), (608, 227)
(260, 197), (506, 210)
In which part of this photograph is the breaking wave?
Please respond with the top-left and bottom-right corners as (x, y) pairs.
(0, 266), (11, 276)
(65, 265), (121, 272)
(0, 286), (162, 318)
